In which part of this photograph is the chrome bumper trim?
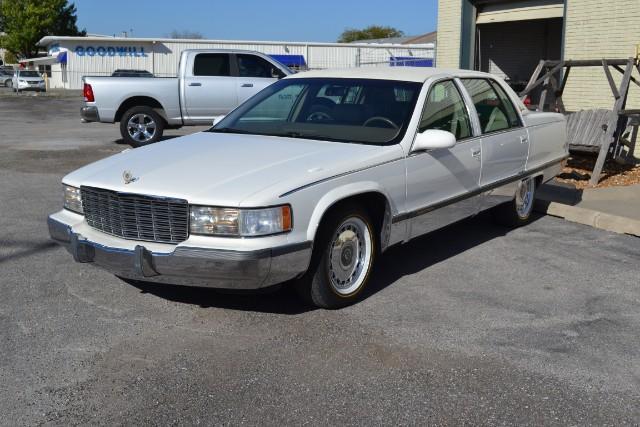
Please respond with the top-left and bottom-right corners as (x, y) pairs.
(48, 216), (312, 290)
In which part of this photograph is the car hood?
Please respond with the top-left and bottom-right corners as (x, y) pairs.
(63, 131), (403, 206)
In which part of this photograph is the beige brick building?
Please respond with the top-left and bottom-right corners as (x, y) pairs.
(436, 0), (640, 156)
(562, 0), (640, 111)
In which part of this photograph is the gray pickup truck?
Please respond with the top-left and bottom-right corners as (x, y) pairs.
(81, 49), (292, 146)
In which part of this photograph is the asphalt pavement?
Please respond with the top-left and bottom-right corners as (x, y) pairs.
(1, 94), (639, 425)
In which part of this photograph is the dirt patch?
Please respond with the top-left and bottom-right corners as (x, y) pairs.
(556, 153), (640, 189)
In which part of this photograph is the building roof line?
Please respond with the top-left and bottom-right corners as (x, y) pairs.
(38, 35), (434, 50)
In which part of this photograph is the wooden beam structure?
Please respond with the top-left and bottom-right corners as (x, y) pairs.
(518, 57), (639, 187)
(589, 58), (635, 186)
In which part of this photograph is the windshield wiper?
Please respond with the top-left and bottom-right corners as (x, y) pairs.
(207, 127), (252, 134)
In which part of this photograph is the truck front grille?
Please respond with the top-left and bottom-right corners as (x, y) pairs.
(80, 186), (189, 244)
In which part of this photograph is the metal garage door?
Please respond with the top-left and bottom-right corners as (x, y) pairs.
(476, 0), (564, 24)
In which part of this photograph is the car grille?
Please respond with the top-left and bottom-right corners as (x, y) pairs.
(80, 186), (189, 244)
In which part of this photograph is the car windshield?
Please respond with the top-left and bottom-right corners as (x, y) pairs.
(20, 71), (40, 77)
(209, 78), (422, 145)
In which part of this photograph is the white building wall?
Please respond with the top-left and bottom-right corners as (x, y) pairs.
(42, 37), (434, 89)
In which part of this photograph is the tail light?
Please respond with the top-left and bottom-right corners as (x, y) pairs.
(83, 83), (95, 102)
(523, 95), (532, 108)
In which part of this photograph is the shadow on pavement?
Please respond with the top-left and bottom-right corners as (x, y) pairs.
(124, 211), (540, 314)
(362, 211), (540, 299)
(125, 279), (311, 315)
(0, 240), (58, 265)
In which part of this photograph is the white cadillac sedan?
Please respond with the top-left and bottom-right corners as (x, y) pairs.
(48, 68), (568, 308)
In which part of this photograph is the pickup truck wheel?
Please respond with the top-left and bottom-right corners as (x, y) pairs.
(120, 106), (165, 147)
(492, 176), (536, 227)
(295, 205), (377, 309)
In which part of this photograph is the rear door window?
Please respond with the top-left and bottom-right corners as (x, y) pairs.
(193, 53), (230, 76)
(489, 81), (521, 128)
(461, 78), (520, 134)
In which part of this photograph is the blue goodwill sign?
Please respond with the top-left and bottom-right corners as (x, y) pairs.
(75, 46), (148, 57)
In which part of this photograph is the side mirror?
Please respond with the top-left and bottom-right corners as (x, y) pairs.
(212, 115), (225, 126)
(412, 129), (457, 152)
(271, 68), (284, 79)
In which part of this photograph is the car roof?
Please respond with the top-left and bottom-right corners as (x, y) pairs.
(286, 67), (496, 83)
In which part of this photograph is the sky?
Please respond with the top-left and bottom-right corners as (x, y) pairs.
(73, 0), (438, 42)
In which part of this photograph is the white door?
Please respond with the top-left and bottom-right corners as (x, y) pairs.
(235, 54), (282, 105)
(184, 53), (237, 121)
(459, 78), (529, 186)
(405, 79), (482, 239)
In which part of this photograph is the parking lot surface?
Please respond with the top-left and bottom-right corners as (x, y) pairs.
(1, 95), (639, 425)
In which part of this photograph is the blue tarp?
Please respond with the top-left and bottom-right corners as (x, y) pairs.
(57, 51), (67, 64)
(269, 54), (306, 67)
(390, 57), (433, 67)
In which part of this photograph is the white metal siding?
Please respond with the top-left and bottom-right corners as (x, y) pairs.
(44, 38), (434, 89)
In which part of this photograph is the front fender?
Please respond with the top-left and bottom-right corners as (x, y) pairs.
(305, 181), (396, 244)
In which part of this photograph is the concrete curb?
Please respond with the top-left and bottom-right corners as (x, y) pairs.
(535, 201), (640, 237)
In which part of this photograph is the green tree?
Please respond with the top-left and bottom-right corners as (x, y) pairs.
(2, 49), (17, 64)
(0, 0), (85, 59)
(337, 25), (404, 43)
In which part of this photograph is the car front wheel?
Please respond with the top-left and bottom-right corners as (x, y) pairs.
(295, 204), (377, 309)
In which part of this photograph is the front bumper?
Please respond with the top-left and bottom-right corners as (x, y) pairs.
(17, 82), (45, 91)
(48, 215), (312, 290)
(80, 106), (99, 122)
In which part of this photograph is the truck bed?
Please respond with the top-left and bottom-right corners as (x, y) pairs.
(82, 76), (182, 125)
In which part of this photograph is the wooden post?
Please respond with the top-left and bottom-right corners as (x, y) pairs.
(558, 66), (571, 96)
(520, 60), (545, 99)
(589, 58), (635, 186)
(548, 74), (564, 113)
(519, 61), (565, 99)
(613, 64), (640, 88)
(602, 60), (620, 99)
(538, 67), (551, 112)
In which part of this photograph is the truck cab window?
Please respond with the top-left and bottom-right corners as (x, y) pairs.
(193, 54), (230, 77)
(237, 54), (282, 78)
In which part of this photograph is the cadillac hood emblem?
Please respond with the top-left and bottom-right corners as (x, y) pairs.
(122, 170), (138, 184)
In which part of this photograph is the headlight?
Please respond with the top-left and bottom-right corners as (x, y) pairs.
(19, 79), (25, 83)
(63, 185), (83, 214)
(190, 205), (292, 237)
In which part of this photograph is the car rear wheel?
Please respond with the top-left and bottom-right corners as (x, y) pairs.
(295, 204), (377, 309)
(492, 176), (537, 226)
(120, 106), (165, 148)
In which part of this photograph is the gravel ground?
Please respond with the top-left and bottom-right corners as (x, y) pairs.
(1, 95), (639, 425)
(557, 153), (640, 189)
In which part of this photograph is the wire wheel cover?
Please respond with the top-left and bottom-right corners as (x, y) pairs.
(328, 216), (372, 295)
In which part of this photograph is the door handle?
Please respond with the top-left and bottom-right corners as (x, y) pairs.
(520, 136), (529, 144)
(189, 82), (202, 87)
(471, 148), (481, 159)
(241, 83), (254, 88)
